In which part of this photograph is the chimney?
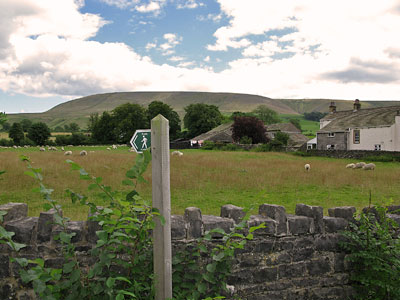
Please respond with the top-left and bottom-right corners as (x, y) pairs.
(353, 99), (361, 112)
(329, 101), (336, 113)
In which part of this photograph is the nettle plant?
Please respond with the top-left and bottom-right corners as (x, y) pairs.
(341, 203), (400, 300)
(0, 152), (262, 300)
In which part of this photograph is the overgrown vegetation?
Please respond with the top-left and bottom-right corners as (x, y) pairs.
(341, 203), (400, 299)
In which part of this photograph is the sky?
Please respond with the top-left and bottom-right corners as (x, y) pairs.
(1, 0), (400, 113)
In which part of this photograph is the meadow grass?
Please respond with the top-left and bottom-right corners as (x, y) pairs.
(0, 132), (9, 139)
(0, 146), (399, 220)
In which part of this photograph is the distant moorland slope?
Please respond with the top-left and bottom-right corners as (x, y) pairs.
(6, 92), (400, 129)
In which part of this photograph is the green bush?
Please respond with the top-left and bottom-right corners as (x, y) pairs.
(341, 204), (400, 299)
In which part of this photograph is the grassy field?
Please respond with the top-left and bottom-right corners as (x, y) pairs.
(279, 114), (320, 137)
(0, 146), (399, 220)
(0, 132), (8, 139)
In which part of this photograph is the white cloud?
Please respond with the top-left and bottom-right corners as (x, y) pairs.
(169, 56), (185, 62)
(204, 56), (210, 62)
(99, 0), (137, 9)
(177, 0), (204, 9)
(135, 1), (161, 13)
(158, 33), (182, 55)
(145, 42), (157, 50)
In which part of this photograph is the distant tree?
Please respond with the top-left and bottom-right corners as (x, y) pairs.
(303, 112), (327, 121)
(1, 122), (10, 132)
(184, 103), (223, 138)
(91, 112), (116, 144)
(112, 103), (148, 143)
(27, 122), (51, 145)
(232, 116), (268, 144)
(87, 113), (99, 133)
(9, 123), (25, 145)
(20, 119), (33, 132)
(252, 105), (280, 125)
(0, 112), (7, 128)
(269, 131), (290, 151)
(289, 118), (302, 131)
(69, 122), (80, 133)
(64, 124), (70, 132)
(147, 101), (181, 140)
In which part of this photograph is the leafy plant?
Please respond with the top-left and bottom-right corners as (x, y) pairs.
(172, 215), (265, 300)
(341, 204), (400, 300)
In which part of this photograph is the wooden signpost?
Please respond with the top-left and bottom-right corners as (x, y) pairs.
(151, 115), (172, 299)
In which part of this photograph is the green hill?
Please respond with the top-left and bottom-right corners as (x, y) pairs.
(5, 92), (400, 130)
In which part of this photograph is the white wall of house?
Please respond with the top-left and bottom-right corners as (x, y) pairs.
(395, 116), (400, 151)
(347, 126), (396, 151)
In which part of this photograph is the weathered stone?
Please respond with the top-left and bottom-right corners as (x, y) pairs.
(315, 234), (341, 252)
(5, 217), (38, 244)
(0, 203), (28, 223)
(292, 247), (314, 262)
(254, 266), (278, 282)
(203, 215), (234, 237)
(184, 207), (203, 239)
(248, 215), (276, 235)
(334, 253), (346, 272)
(253, 240), (276, 253)
(0, 254), (10, 278)
(52, 221), (84, 243)
(278, 262), (306, 279)
(307, 257), (331, 276)
(44, 257), (64, 269)
(328, 206), (356, 221)
(387, 214), (400, 226)
(323, 216), (348, 233)
(259, 204), (287, 235)
(87, 208), (103, 244)
(171, 215), (185, 240)
(296, 203), (324, 233)
(37, 208), (60, 243)
(0, 282), (16, 300)
(287, 215), (314, 235)
(387, 205), (400, 214)
(220, 204), (245, 224)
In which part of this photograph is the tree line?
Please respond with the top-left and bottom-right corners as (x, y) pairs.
(0, 101), (320, 147)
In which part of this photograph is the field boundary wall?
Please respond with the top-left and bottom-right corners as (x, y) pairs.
(1, 202), (400, 299)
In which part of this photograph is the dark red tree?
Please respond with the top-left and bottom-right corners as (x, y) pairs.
(232, 116), (268, 144)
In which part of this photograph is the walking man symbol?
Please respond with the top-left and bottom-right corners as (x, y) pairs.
(142, 136), (148, 149)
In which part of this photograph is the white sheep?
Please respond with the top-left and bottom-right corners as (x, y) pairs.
(61, 147), (64, 151)
(64, 151), (72, 156)
(171, 150), (183, 157)
(112, 145), (117, 149)
(106, 147), (111, 151)
(80, 150), (87, 156)
(39, 147), (45, 152)
(304, 163), (310, 171)
(354, 162), (366, 169)
(363, 163), (376, 170)
(346, 163), (355, 168)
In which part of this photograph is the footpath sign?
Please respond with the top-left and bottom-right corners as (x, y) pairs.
(130, 129), (151, 153)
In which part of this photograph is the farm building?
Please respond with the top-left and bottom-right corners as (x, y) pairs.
(316, 100), (400, 151)
(190, 121), (308, 150)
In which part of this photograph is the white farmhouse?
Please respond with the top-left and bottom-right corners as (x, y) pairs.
(317, 100), (400, 151)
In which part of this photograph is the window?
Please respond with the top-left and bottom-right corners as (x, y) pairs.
(328, 132), (335, 137)
(353, 130), (360, 144)
(327, 144), (336, 150)
(374, 144), (381, 151)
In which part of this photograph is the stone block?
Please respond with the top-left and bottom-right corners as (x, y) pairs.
(287, 216), (314, 235)
(5, 217), (38, 244)
(315, 234), (341, 252)
(306, 257), (331, 276)
(87, 208), (103, 244)
(184, 207), (203, 239)
(0, 254), (10, 278)
(259, 204), (287, 235)
(292, 247), (314, 262)
(328, 206), (356, 221)
(0, 203), (28, 223)
(171, 215), (185, 240)
(37, 208), (60, 243)
(278, 262), (306, 279)
(387, 214), (400, 227)
(248, 215), (276, 235)
(387, 205), (400, 214)
(323, 216), (348, 233)
(253, 266), (278, 283)
(220, 204), (245, 224)
(203, 215), (234, 237)
(52, 221), (84, 243)
(295, 203), (324, 233)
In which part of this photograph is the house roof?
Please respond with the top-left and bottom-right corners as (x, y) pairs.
(266, 123), (301, 133)
(287, 133), (309, 148)
(318, 106), (400, 133)
(191, 122), (234, 142)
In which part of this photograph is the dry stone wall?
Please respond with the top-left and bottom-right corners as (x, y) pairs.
(1, 202), (400, 300)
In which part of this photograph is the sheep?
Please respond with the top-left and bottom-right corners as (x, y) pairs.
(112, 145), (117, 150)
(64, 151), (72, 156)
(346, 163), (355, 169)
(106, 147), (111, 151)
(354, 162), (366, 169)
(363, 163), (376, 170)
(39, 147), (45, 152)
(304, 163), (310, 171)
(80, 150), (87, 156)
(171, 150), (183, 157)
(61, 147), (64, 151)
